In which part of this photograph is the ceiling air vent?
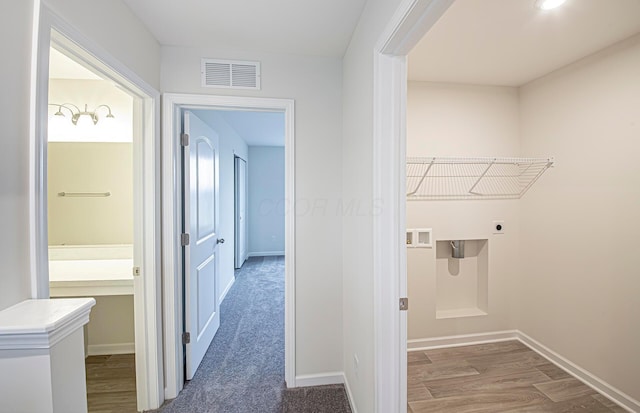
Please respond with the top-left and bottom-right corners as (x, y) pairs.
(201, 59), (261, 90)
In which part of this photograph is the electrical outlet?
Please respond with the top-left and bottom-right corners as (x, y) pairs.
(493, 220), (505, 234)
(353, 354), (360, 378)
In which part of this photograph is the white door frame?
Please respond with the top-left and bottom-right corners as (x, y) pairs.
(30, 4), (164, 411)
(234, 155), (248, 269)
(372, 1), (454, 412)
(162, 93), (296, 398)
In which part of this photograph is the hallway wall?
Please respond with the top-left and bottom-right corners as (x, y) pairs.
(341, 0), (406, 410)
(44, 0), (161, 89)
(0, 0), (36, 309)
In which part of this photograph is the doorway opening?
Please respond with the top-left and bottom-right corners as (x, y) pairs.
(162, 94), (295, 399)
(235, 155), (248, 269)
(178, 108), (286, 406)
(32, 7), (163, 410)
(400, 1), (640, 412)
(47, 45), (138, 411)
(373, 1), (640, 412)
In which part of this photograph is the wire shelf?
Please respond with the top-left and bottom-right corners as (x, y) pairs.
(406, 157), (554, 200)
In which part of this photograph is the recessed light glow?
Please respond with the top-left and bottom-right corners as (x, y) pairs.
(535, 0), (567, 10)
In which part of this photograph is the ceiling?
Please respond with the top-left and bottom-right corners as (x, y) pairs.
(409, 0), (640, 86)
(49, 48), (102, 80)
(193, 110), (285, 147)
(121, 0), (368, 57)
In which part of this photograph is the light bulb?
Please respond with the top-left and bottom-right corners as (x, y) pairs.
(75, 113), (95, 128)
(535, 0), (567, 10)
(48, 114), (69, 141)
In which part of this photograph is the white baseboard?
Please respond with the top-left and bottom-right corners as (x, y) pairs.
(294, 372), (357, 412)
(407, 330), (518, 351)
(408, 330), (639, 412)
(517, 331), (639, 413)
(342, 373), (358, 413)
(247, 251), (285, 257)
(219, 277), (235, 303)
(295, 372), (344, 387)
(88, 342), (135, 356)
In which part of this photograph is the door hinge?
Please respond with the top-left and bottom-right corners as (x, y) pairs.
(399, 297), (409, 311)
(181, 133), (189, 146)
(181, 233), (190, 246)
(182, 332), (191, 345)
(132, 266), (141, 277)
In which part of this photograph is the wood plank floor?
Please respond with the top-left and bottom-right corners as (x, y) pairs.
(86, 354), (137, 413)
(407, 341), (627, 413)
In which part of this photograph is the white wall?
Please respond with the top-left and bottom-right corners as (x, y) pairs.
(341, 0), (405, 410)
(406, 82), (521, 341)
(519, 35), (640, 401)
(248, 146), (285, 256)
(162, 47), (344, 377)
(87, 295), (135, 352)
(407, 82), (521, 157)
(48, 142), (133, 245)
(44, 0), (161, 89)
(0, 0), (35, 310)
(192, 110), (249, 303)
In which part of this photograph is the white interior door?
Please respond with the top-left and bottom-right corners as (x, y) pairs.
(235, 156), (248, 268)
(183, 111), (221, 380)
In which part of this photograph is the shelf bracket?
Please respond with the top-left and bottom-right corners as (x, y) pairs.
(407, 157), (435, 196)
(468, 159), (495, 195)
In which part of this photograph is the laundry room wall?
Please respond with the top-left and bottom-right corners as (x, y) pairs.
(519, 35), (640, 401)
(406, 81), (521, 344)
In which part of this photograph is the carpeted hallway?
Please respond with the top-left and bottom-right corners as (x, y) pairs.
(152, 256), (351, 413)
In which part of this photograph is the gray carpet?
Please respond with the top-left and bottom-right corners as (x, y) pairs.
(151, 256), (351, 413)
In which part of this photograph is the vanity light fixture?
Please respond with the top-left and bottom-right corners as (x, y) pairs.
(534, 0), (567, 10)
(49, 103), (115, 125)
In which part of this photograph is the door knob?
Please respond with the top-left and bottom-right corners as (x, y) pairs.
(217, 238), (225, 244)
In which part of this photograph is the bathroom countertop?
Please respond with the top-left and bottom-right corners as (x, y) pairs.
(48, 259), (134, 297)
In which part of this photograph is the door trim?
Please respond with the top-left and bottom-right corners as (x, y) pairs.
(372, 1), (453, 412)
(162, 93), (296, 398)
(30, 5), (163, 411)
(234, 155), (248, 269)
